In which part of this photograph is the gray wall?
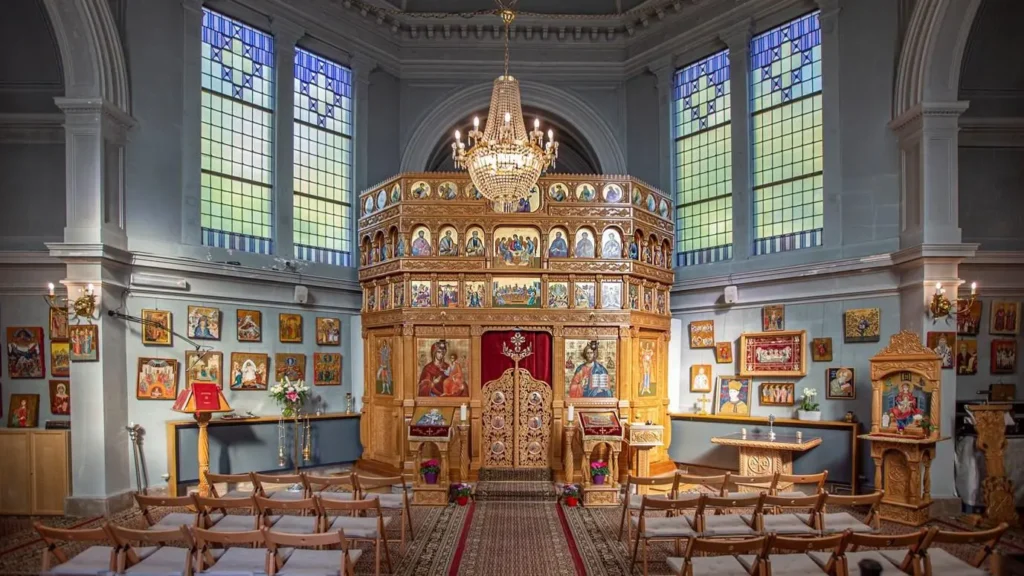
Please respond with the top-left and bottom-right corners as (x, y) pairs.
(0, 295), (71, 429)
(625, 72), (661, 187)
(953, 296), (1024, 401)
(366, 69), (402, 186)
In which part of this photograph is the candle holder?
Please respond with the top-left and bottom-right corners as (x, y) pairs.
(44, 283), (100, 324)
(345, 393), (353, 414)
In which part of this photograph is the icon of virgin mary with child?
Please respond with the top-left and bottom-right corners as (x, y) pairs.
(417, 340), (467, 397)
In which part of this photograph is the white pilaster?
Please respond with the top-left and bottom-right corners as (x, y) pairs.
(351, 55), (377, 259)
(270, 17), (305, 259)
(650, 56), (674, 196)
(180, 0), (204, 246)
(721, 21), (753, 262)
(817, 0), (843, 247)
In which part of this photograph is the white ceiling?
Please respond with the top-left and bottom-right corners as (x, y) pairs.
(383, 0), (652, 16)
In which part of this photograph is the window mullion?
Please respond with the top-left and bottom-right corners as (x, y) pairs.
(271, 19), (303, 259)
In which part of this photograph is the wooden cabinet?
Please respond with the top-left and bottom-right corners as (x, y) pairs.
(0, 429), (70, 515)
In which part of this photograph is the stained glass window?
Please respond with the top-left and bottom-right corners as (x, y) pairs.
(750, 11), (823, 255)
(200, 9), (275, 254)
(673, 49), (732, 267)
(292, 48), (353, 266)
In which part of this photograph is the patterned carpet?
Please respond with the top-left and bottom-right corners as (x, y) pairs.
(453, 502), (581, 575)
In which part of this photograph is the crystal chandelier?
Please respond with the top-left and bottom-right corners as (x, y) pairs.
(452, 3), (558, 205)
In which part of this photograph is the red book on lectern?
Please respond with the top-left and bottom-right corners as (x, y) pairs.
(191, 383), (221, 411)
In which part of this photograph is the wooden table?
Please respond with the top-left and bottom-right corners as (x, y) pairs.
(711, 432), (822, 492)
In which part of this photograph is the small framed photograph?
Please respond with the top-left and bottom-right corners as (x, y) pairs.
(758, 383), (795, 406)
(991, 339), (1017, 374)
(826, 367), (856, 399)
(811, 338), (832, 362)
(690, 364), (712, 392)
(715, 342), (733, 364)
(714, 376), (752, 416)
(762, 305), (785, 331)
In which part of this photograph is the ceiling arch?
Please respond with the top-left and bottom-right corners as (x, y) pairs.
(424, 105), (602, 174)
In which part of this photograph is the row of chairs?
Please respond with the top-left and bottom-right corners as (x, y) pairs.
(662, 523), (1008, 576)
(201, 470), (414, 552)
(35, 521), (364, 576)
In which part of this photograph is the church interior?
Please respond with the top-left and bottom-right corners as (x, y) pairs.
(2, 0), (1024, 574)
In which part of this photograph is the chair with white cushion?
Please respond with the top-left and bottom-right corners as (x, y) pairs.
(34, 523), (118, 576)
(353, 473), (414, 553)
(631, 494), (704, 576)
(698, 494), (764, 538)
(619, 473), (681, 542)
(316, 496), (392, 576)
(665, 534), (771, 576)
(190, 527), (268, 576)
(192, 494), (261, 532)
(253, 495), (319, 535)
(251, 473), (308, 502)
(263, 526), (361, 576)
(105, 524), (195, 576)
(743, 492), (824, 536)
(819, 491), (883, 535)
(741, 532), (850, 576)
(204, 472), (256, 500)
(303, 473), (358, 503)
(913, 522), (1007, 576)
(775, 471), (828, 498)
(135, 494), (201, 531)
(808, 529), (927, 576)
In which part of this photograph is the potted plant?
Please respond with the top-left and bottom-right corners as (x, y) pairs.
(269, 377), (310, 418)
(420, 459), (441, 484)
(451, 482), (472, 506)
(563, 483), (581, 507)
(590, 460), (610, 485)
(797, 388), (821, 421)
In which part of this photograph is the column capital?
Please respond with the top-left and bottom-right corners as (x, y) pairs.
(890, 101), (970, 134)
(181, 0), (204, 13)
(54, 97), (135, 138)
(351, 54), (378, 82)
(270, 15), (305, 47)
(719, 18), (753, 51)
(648, 55), (675, 90)
(815, 0), (841, 22)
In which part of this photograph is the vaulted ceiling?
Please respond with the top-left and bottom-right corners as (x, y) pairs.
(378, 0), (652, 16)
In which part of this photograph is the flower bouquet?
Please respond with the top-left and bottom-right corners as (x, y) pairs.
(590, 460), (610, 485)
(421, 459), (441, 484)
(562, 483), (581, 507)
(269, 377), (310, 418)
(450, 482), (472, 505)
(797, 388), (821, 421)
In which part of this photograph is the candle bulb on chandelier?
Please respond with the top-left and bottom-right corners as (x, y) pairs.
(454, 129), (461, 142)
(971, 282), (977, 295)
(934, 282), (942, 294)
(48, 282), (55, 296)
(86, 283), (94, 295)
(504, 112), (510, 124)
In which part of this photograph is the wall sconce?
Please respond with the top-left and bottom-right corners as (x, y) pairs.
(45, 282), (100, 324)
(928, 281), (977, 320)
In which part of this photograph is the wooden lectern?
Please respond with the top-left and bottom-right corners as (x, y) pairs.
(626, 423), (664, 495)
(171, 383), (233, 497)
(966, 403), (1020, 527)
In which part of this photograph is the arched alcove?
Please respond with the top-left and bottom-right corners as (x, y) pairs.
(424, 105), (602, 174)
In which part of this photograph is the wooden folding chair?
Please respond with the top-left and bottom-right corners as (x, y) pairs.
(190, 526), (266, 575)
(105, 524), (196, 576)
(819, 491), (883, 535)
(665, 534), (772, 576)
(262, 527), (360, 576)
(727, 472), (780, 499)
(253, 495), (318, 534)
(808, 529), (928, 575)
(134, 493), (200, 530)
(191, 493), (259, 531)
(676, 472), (731, 497)
(915, 523), (1008, 576)
(251, 472), (308, 501)
(619, 472), (681, 542)
(753, 532), (851, 576)
(776, 471), (828, 497)
(316, 496), (393, 576)
(631, 494), (704, 576)
(34, 523), (117, 576)
(353, 473), (414, 553)
(303, 473), (358, 503)
(204, 472), (255, 499)
(698, 493), (764, 538)
(743, 492), (825, 536)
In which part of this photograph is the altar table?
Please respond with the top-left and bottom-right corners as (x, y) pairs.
(710, 432), (822, 492)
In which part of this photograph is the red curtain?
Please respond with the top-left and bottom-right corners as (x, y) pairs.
(480, 331), (552, 386)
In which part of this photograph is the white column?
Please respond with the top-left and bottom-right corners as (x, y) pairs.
(180, 0), (203, 245)
(351, 55), (377, 261)
(270, 17), (304, 259)
(721, 22), (753, 261)
(817, 0), (843, 247)
(650, 56), (674, 195)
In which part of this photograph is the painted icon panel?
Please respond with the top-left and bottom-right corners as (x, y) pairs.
(565, 339), (616, 399)
(136, 358), (179, 400)
(416, 338), (470, 397)
(237, 309), (262, 342)
(230, 352), (270, 390)
(492, 278), (541, 308)
(6, 327), (44, 378)
(493, 226), (540, 267)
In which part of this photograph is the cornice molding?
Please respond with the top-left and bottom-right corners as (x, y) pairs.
(958, 117), (1024, 148)
(891, 243), (979, 266)
(671, 251), (896, 293)
(889, 101), (970, 133)
(0, 113), (64, 144)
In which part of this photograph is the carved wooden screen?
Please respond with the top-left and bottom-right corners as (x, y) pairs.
(481, 368), (552, 468)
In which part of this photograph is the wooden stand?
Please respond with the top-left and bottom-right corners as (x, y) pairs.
(966, 404), (1020, 527)
(563, 421), (576, 482)
(626, 423), (664, 495)
(196, 413), (212, 497)
(711, 432), (822, 493)
(409, 427), (452, 506)
(457, 423), (470, 483)
(860, 434), (944, 526)
(580, 415), (623, 507)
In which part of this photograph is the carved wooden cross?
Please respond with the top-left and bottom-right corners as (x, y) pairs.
(502, 330), (533, 368)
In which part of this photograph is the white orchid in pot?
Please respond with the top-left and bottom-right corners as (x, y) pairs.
(797, 387), (821, 421)
(270, 377), (310, 418)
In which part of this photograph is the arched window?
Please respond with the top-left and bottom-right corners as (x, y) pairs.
(200, 8), (275, 254)
(673, 49), (732, 267)
(292, 48), (354, 266)
(750, 11), (823, 255)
